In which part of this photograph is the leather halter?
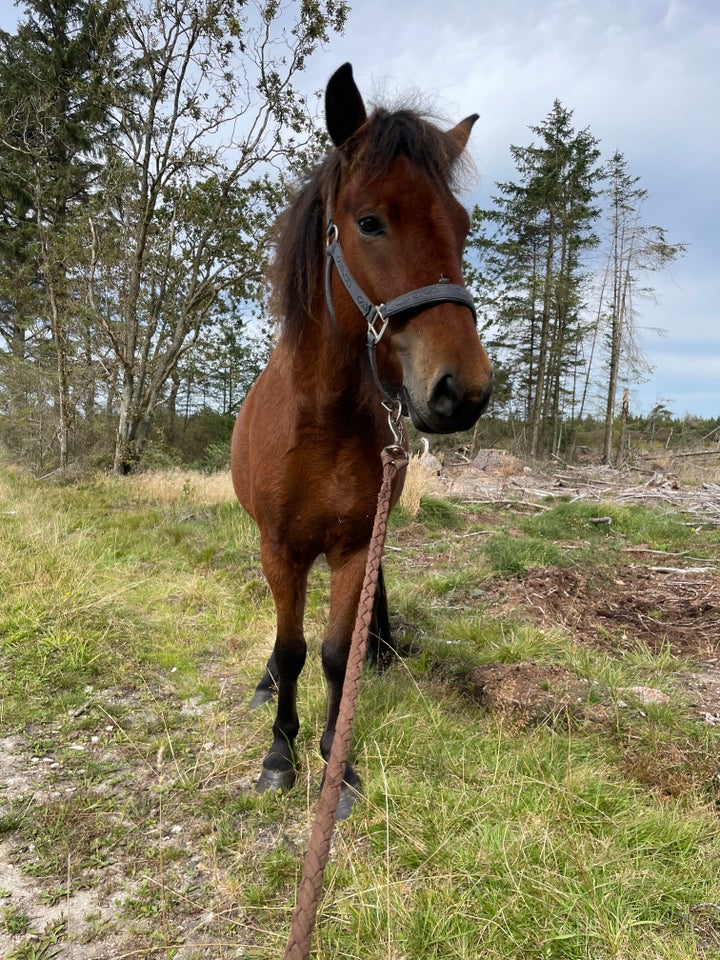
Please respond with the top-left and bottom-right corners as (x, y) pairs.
(324, 211), (477, 410)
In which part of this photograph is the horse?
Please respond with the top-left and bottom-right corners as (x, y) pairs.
(231, 62), (492, 818)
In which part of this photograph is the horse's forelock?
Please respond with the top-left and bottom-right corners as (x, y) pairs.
(348, 108), (461, 187)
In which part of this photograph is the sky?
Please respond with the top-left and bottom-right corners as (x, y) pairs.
(1, 0), (717, 420)
(297, 0), (719, 420)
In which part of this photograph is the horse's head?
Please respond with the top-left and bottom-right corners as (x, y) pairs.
(324, 63), (492, 434)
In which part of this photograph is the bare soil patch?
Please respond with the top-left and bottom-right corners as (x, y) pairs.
(467, 564), (720, 728)
(482, 563), (720, 661)
(467, 661), (593, 724)
(439, 454), (720, 728)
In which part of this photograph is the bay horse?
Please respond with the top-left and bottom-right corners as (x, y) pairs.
(231, 63), (492, 818)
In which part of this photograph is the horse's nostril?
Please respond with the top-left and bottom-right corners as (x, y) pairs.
(429, 373), (461, 418)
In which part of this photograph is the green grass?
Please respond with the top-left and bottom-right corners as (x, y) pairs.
(0, 466), (719, 959)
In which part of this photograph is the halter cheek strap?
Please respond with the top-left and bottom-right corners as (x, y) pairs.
(324, 214), (477, 407)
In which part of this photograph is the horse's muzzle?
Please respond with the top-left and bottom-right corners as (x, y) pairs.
(405, 370), (492, 434)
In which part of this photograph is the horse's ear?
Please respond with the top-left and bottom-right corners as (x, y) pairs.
(325, 63), (368, 150)
(446, 113), (479, 157)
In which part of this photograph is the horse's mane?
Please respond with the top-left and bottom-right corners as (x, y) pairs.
(271, 106), (467, 342)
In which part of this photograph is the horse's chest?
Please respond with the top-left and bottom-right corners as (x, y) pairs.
(302, 485), (376, 543)
(277, 459), (380, 555)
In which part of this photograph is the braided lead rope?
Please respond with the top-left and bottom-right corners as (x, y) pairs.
(283, 443), (409, 960)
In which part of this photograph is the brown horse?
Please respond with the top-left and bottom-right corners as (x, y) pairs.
(231, 63), (492, 817)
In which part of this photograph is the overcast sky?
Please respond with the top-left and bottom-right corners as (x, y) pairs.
(299, 0), (718, 420)
(2, 0), (717, 418)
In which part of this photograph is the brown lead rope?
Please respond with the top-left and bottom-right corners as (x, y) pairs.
(283, 442), (409, 960)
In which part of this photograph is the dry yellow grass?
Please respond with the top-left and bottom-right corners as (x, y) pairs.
(103, 468), (236, 506)
(398, 457), (425, 518)
(645, 450), (720, 485)
(399, 455), (444, 517)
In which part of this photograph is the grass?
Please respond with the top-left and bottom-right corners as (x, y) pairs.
(0, 464), (719, 959)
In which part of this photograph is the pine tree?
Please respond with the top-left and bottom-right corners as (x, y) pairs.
(468, 101), (602, 457)
(0, 0), (122, 469)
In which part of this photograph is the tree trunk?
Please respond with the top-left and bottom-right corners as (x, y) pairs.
(166, 369), (181, 442)
(530, 218), (555, 458)
(45, 265), (71, 470)
(602, 204), (623, 463)
(113, 376), (136, 474)
(616, 388), (629, 466)
(602, 309), (620, 463)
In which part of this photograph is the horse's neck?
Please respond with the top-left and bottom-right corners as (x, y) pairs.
(280, 324), (383, 431)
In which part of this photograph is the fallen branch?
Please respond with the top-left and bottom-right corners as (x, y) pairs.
(623, 547), (720, 563)
(669, 450), (720, 458)
(464, 499), (548, 511)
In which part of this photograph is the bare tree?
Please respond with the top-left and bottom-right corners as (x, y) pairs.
(89, 0), (346, 473)
(600, 151), (685, 464)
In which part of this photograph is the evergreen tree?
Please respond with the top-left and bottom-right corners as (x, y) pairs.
(0, 0), (122, 468)
(469, 101), (602, 456)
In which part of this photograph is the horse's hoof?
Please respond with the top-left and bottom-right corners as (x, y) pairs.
(335, 782), (361, 820)
(256, 764), (296, 794)
(249, 687), (275, 710)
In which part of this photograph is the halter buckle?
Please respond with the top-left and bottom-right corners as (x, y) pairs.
(367, 305), (389, 345)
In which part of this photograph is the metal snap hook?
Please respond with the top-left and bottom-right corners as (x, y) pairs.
(381, 398), (404, 446)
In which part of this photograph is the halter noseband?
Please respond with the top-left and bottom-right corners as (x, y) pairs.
(324, 211), (477, 412)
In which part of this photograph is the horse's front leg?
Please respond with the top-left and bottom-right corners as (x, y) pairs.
(255, 542), (310, 794)
(320, 547), (373, 819)
(253, 561), (393, 710)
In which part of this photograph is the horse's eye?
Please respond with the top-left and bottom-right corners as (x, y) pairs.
(357, 215), (384, 237)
